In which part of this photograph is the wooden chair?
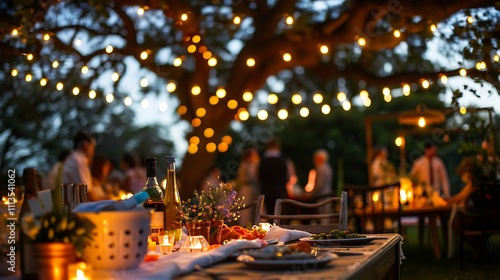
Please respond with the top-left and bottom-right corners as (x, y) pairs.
(344, 182), (402, 234)
(236, 194), (265, 226)
(259, 191), (348, 233)
(457, 180), (500, 267)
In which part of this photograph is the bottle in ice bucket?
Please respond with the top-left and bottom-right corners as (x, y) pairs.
(142, 157), (165, 244)
(163, 155), (182, 244)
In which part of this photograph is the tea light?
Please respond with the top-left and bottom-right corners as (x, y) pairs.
(259, 223), (271, 232)
(159, 235), (173, 255)
(188, 235), (210, 253)
(148, 237), (157, 251)
(68, 262), (92, 280)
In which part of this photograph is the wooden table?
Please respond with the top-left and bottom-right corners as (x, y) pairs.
(179, 233), (402, 280)
(355, 204), (454, 259)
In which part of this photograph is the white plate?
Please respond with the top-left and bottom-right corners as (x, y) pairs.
(299, 236), (377, 246)
(236, 251), (337, 270)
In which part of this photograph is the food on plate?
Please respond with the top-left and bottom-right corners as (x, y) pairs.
(246, 242), (313, 260)
(310, 229), (366, 240)
(220, 225), (267, 243)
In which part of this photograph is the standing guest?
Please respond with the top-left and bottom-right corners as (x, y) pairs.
(258, 138), (289, 215)
(303, 149), (334, 222)
(90, 154), (112, 201)
(371, 146), (397, 187)
(237, 147), (261, 226)
(45, 150), (70, 190)
(121, 153), (145, 193)
(62, 129), (96, 192)
(410, 142), (451, 198)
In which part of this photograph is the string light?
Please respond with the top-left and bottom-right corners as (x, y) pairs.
(40, 78), (47, 86)
(26, 53), (33, 61)
(246, 58), (255, 67)
(467, 16), (474, 24)
(242, 90), (253, 102)
(52, 61), (59, 68)
(190, 136), (200, 145)
(342, 101), (351, 111)
(382, 87), (390, 96)
(11, 29), (18, 36)
(208, 57), (217, 66)
(300, 107), (309, 117)
(204, 128), (214, 138)
(56, 82), (63, 90)
(494, 54), (499, 62)
(72, 87), (80, 95)
(166, 81), (176, 92)
(181, 13), (188, 21)
(282, 53), (292, 62)
(393, 29), (401, 38)
(430, 24), (437, 32)
(187, 45), (196, 53)
(384, 94), (392, 102)
(476, 61), (486, 70)
(218, 142), (229, 153)
(291, 93), (302, 104)
(187, 144), (198, 154)
(359, 90), (369, 99)
(159, 102), (168, 112)
(238, 109), (250, 121)
(337, 91), (346, 102)
(111, 72), (119, 81)
(196, 108), (206, 117)
(81, 65), (88, 74)
(363, 98), (371, 107)
(106, 94), (114, 103)
(141, 99), (149, 108)
(89, 90), (97, 99)
(313, 92), (323, 103)
(402, 84), (410, 96)
(11, 69), (18, 76)
(137, 7), (145, 16)
(357, 37), (366, 47)
(227, 99), (238, 109)
(209, 96), (219, 105)
(421, 79), (430, 89)
(177, 105), (188, 115)
(43, 34), (50, 41)
(221, 135), (232, 144)
(206, 142), (217, 153)
(191, 85), (201, 95)
(233, 16), (241, 25)
(173, 57), (183, 66)
(216, 87), (226, 98)
(418, 117), (426, 127)
(140, 78), (148, 87)
(319, 45), (329, 54)
(440, 75), (448, 84)
(285, 16), (294, 25)
(191, 118), (201, 127)
(267, 93), (278, 104)
(459, 106), (467, 114)
(277, 109), (288, 120)
(192, 35), (201, 43)
(257, 110), (268, 120)
(105, 45), (113, 53)
(25, 74), (32, 82)
(124, 96), (133, 106)
(140, 50), (149, 60)
(202, 51), (212, 59)
(321, 104), (331, 114)
(74, 39), (82, 46)
(395, 136), (404, 147)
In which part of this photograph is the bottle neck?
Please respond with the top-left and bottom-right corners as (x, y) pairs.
(146, 159), (157, 178)
(164, 160), (180, 204)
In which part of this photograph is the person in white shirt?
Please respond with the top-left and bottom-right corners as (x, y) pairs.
(410, 142), (450, 198)
(62, 130), (96, 198)
(45, 150), (70, 190)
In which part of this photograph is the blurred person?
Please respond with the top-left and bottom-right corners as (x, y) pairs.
(121, 153), (146, 193)
(62, 129), (96, 192)
(258, 138), (289, 215)
(410, 142), (450, 198)
(90, 154), (112, 201)
(236, 147), (260, 226)
(45, 150), (70, 190)
(302, 149), (333, 223)
(371, 146), (397, 187)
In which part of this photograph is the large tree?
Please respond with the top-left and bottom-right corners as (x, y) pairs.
(1, 0), (499, 197)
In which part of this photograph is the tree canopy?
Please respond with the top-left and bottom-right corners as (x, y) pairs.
(1, 0), (499, 197)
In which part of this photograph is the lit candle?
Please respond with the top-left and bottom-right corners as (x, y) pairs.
(190, 242), (203, 253)
(148, 237), (157, 251)
(68, 262), (92, 280)
(160, 243), (173, 255)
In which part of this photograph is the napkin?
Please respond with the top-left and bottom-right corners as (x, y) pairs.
(264, 226), (312, 243)
(115, 239), (262, 280)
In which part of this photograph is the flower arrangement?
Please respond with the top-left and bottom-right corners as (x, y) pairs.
(181, 181), (246, 224)
(22, 207), (95, 257)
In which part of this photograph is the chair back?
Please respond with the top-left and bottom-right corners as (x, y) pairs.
(238, 195), (265, 226)
(260, 192), (348, 233)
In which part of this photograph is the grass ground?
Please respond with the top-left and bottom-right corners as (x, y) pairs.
(400, 226), (500, 280)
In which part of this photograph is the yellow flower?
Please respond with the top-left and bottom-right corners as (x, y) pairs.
(68, 221), (75, 230)
(48, 228), (54, 239)
(76, 228), (85, 235)
(50, 215), (56, 224)
(59, 217), (67, 231)
(43, 219), (49, 228)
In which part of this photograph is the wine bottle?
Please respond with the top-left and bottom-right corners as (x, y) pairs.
(99, 191), (149, 211)
(163, 155), (182, 244)
(20, 168), (39, 280)
(142, 157), (164, 244)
